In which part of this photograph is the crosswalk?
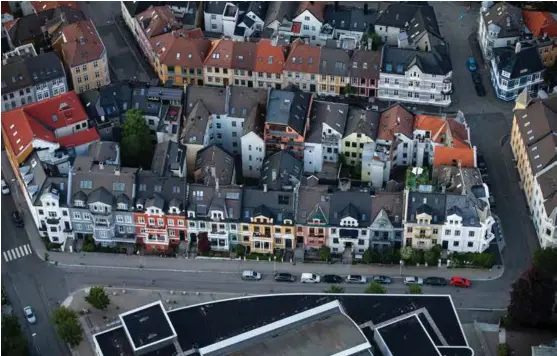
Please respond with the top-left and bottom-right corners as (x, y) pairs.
(3, 244), (32, 262)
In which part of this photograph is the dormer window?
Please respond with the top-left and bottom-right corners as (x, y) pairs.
(74, 200), (84, 207)
(117, 203), (127, 210)
(136, 204), (144, 210)
(187, 211), (195, 218)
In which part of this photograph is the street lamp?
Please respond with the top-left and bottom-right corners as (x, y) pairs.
(399, 260), (404, 276)
(273, 255), (277, 274)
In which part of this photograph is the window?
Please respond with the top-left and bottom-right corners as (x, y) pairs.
(178, 220), (184, 226)
(73, 212), (81, 219)
(407, 227), (413, 232)
(454, 230), (461, 236)
(432, 228), (438, 234)
(445, 229), (451, 235)
(158, 218), (164, 226)
(467, 241), (474, 247)
(138, 216), (145, 224)
(453, 241), (459, 247)
(38, 209), (44, 215)
(333, 238), (339, 244)
(468, 231), (475, 237)
(358, 239), (365, 246)
(116, 215), (124, 223)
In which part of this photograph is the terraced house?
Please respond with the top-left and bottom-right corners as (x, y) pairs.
(283, 39), (321, 92)
(134, 6), (181, 65)
(231, 41), (257, 87)
(318, 46), (351, 96)
(254, 39), (285, 89)
(295, 182), (331, 250)
(203, 39), (234, 87)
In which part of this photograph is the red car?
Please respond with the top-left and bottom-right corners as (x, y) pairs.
(449, 277), (471, 288)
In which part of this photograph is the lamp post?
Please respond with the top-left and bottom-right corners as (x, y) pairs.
(399, 259), (404, 276)
(273, 255), (277, 274)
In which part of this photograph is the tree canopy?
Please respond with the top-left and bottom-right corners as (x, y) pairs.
(85, 286), (110, 310)
(319, 246), (331, 262)
(121, 108), (154, 168)
(532, 247), (557, 278)
(365, 281), (387, 294)
(325, 285), (345, 294)
(408, 284), (423, 294)
(2, 315), (29, 356)
(51, 307), (83, 347)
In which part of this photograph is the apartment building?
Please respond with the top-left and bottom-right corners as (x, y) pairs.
(403, 190), (445, 250)
(490, 42), (545, 102)
(318, 46), (351, 96)
(292, 1), (326, 43)
(369, 192), (404, 250)
(240, 102), (266, 179)
(349, 50), (380, 98)
(478, 2), (523, 60)
(264, 86), (313, 158)
(203, 40), (234, 87)
(253, 39), (285, 89)
(283, 39), (321, 92)
(121, 1), (154, 34)
(240, 187), (296, 253)
(134, 6), (181, 64)
(60, 19), (110, 93)
(261, 151), (303, 192)
(203, 1), (240, 37)
(231, 41), (256, 87)
(295, 183), (331, 250)
(33, 176), (73, 245)
(511, 91), (557, 248)
(304, 101), (348, 173)
(186, 184), (243, 251)
(320, 4), (375, 46)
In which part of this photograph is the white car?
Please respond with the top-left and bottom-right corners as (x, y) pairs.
(1, 179), (10, 195)
(301, 273), (321, 283)
(404, 276), (424, 285)
(346, 275), (367, 284)
(24, 306), (36, 324)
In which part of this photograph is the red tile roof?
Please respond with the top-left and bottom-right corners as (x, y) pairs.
(61, 19), (106, 67)
(292, 22), (302, 34)
(1, 91), (94, 159)
(378, 104), (414, 141)
(1, 2), (12, 14)
(136, 6), (180, 39)
(203, 40), (235, 68)
(283, 39), (321, 74)
(296, 1), (326, 22)
(433, 146), (475, 168)
(57, 128), (100, 148)
(255, 39), (286, 74)
(31, 1), (78, 13)
(151, 32), (211, 68)
(523, 11), (557, 38)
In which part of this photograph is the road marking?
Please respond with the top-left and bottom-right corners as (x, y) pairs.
(24, 244), (31, 254)
(3, 245), (34, 262)
(3, 252), (10, 262)
(13, 248), (21, 258)
(7, 250), (14, 260)
(18, 246), (25, 256)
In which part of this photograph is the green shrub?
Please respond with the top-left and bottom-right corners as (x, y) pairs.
(450, 252), (495, 268)
(497, 344), (509, 356)
(234, 244), (246, 257)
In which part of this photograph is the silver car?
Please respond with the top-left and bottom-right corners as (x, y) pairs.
(24, 306), (36, 324)
(241, 270), (262, 281)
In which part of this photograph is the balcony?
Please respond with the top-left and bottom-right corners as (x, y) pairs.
(253, 231), (271, 238)
(46, 218), (60, 225)
(209, 230), (229, 239)
(63, 227), (73, 233)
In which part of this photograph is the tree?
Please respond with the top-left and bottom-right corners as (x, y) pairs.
(425, 245), (442, 266)
(533, 247), (557, 278)
(319, 245), (331, 262)
(410, 249), (425, 265)
(85, 286), (110, 310)
(507, 267), (556, 327)
(400, 246), (413, 261)
(2, 315), (29, 356)
(325, 285), (345, 293)
(197, 233), (211, 254)
(365, 281), (387, 294)
(234, 244), (246, 257)
(121, 108), (154, 168)
(408, 284), (422, 294)
(51, 307), (83, 347)
(370, 32), (382, 50)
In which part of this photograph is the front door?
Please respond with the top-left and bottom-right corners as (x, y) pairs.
(285, 239), (292, 249)
(179, 231), (185, 241)
(190, 233), (197, 243)
(405, 238), (412, 247)
(442, 240), (449, 249)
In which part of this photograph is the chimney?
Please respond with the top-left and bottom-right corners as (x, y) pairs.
(114, 167), (120, 176)
(515, 42), (521, 54)
(99, 162), (104, 170)
(263, 183), (268, 192)
(272, 169), (277, 182)
(215, 177), (220, 192)
(364, 3), (369, 14)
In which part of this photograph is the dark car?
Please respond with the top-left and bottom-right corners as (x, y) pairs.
(475, 82), (486, 96)
(372, 275), (392, 284)
(471, 71), (482, 85)
(322, 274), (343, 284)
(477, 153), (487, 171)
(12, 211), (24, 227)
(424, 277), (447, 286)
(482, 174), (491, 186)
(274, 273), (295, 282)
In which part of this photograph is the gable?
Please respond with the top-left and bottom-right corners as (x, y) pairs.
(371, 209), (393, 229)
(308, 205), (327, 224)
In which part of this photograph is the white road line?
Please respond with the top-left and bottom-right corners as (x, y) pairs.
(13, 248), (21, 258)
(17, 246), (25, 256)
(3, 252), (10, 262)
(7, 250), (14, 260)
(24, 244), (31, 255)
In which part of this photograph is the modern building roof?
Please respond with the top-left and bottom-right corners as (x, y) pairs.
(194, 144), (235, 186)
(381, 42), (452, 76)
(254, 39), (286, 74)
(151, 33), (211, 68)
(306, 100), (348, 143)
(492, 43), (545, 79)
(60, 19), (106, 67)
(523, 11), (557, 38)
(350, 50), (381, 80)
(260, 151), (302, 191)
(344, 107), (380, 139)
(204, 40), (234, 68)
(266, 86), (312, 135)
(370, 192), (404, 228)
(94, 293), (471, 356)
(377, 314), (440, 356)
(481, 2), (523, 39)
(433, 146), (476, 168)
(283, 39), (321, 74)
(319, 46), (351, 77)
(406, 191), (447, 224)
(323, 5), (376, 34)
(378, 103), (415, 141)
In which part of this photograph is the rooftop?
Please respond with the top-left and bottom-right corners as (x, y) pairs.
(406, 191), (447, 224)
(481, 2), (523, 39)
(194, 144), (235, 186)
(377, 314), (439, 356)
(344, 107), (380, 139)
(306, 100), (349, 143)
(260, 151), (303, 191)
(60, 19), (106, 67)
(381, 43), (452, 76)
(378, 103), (415, 141)
(493, 43), (545, 79)
(266, 86), (312, 135)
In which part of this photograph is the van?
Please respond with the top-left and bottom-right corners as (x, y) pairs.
(301, 273), (320, 283)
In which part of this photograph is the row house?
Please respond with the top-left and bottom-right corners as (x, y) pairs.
(349, 50), (380, 98)
(490, 42), (545, 102)
(203, 39), (234, 87)
(264, 86), (313, 158)
(403, 188), (495, 253)
(478, 2), (523, 60)
(320, 4), (375, 48)
(523, 10), (557, 67)
(261, 150), (303, 192)
(283, 39), (321, 93)
(186, 184), (243, 250)
(295, 183), (330, 249)
(134, 86), (183, 143)
(1, 50), (67, 112)
(134, 6), (181, 65)
(59, 19), (110, 93)
(151, 30), (210, 87)
(304, 101), (349, 173)
(231, 41), (257, 87)
(240, 100), (266, 179)
(203, 1), (240, 37)
(68, 156), (138, 246)
(318, 46), (351, 96)
(342, 107), (380, 168)
(240, 187), (297, 253)
(369, 192), (404, 250)
(511, 91), (557, 248)
(121, 1), (154, 34)
(253, 39), (285, 89)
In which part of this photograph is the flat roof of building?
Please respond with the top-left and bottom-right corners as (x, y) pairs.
(119, 301), (177, 351)
(377, 315), (440, 356)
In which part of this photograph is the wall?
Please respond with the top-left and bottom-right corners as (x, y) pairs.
(241, 132), (265, 179)
(2, 86), (35, 112)
(304, 143), (323, 173)
(70, 54), (110, 93)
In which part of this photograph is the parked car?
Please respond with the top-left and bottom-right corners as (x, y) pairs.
(471, 71), (482, 84)
(241, 270), (262, 281)
(449, 277), (471, 288)
(424, 277), (447, 286)
(23, 306), (36, 324)
(301, 273), (321, 283)
(346, 275), (367, 284)
(1, 179), (10, 195)
(12, 211), (24, 227)
(274, 273), (295, 282)
(467, 57), (477, 71)
(404, 276), (424, 285)
(322, 274), (343, 284)
(372, 275), (392, 284)
(475, 82), (486, 96)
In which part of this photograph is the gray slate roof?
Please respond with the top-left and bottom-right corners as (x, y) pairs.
(1, 59), (32, 92)
(260, 151), (303, 191)
(329, 189), (373, 226)
(319, 47), (351, 77)
(23, 51), (65, 85)
(344, 107), (380, 139)
(296, 185), (331, 224)
(136, 171), (185, 212)
(307, 100), (349, 143)
(381, 40), (452, 75)
(182, 100), (210, 144)
(375, 3), (439, 35)
(151, 141), (186, 177)
(323, 5), (376, 33)
(242, 188), (295, 224)
(264, 2), (298, 27)
(266, 86), (312, 135)
(493, 43), (544, 79)
(228, 86), (267, 119)
(370, 192), (403, 228)
(445, 194), (480, 227)
(35, 177), (69, 207)
(88, 187), (114, 205)
(185, 85), (226, 116)
(87, 141), (119, 164)
(187, 184), (242, 220)
(194, 145), (235, 186)
(406, 191), (446, 224)
(481, 2), (523, 39)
